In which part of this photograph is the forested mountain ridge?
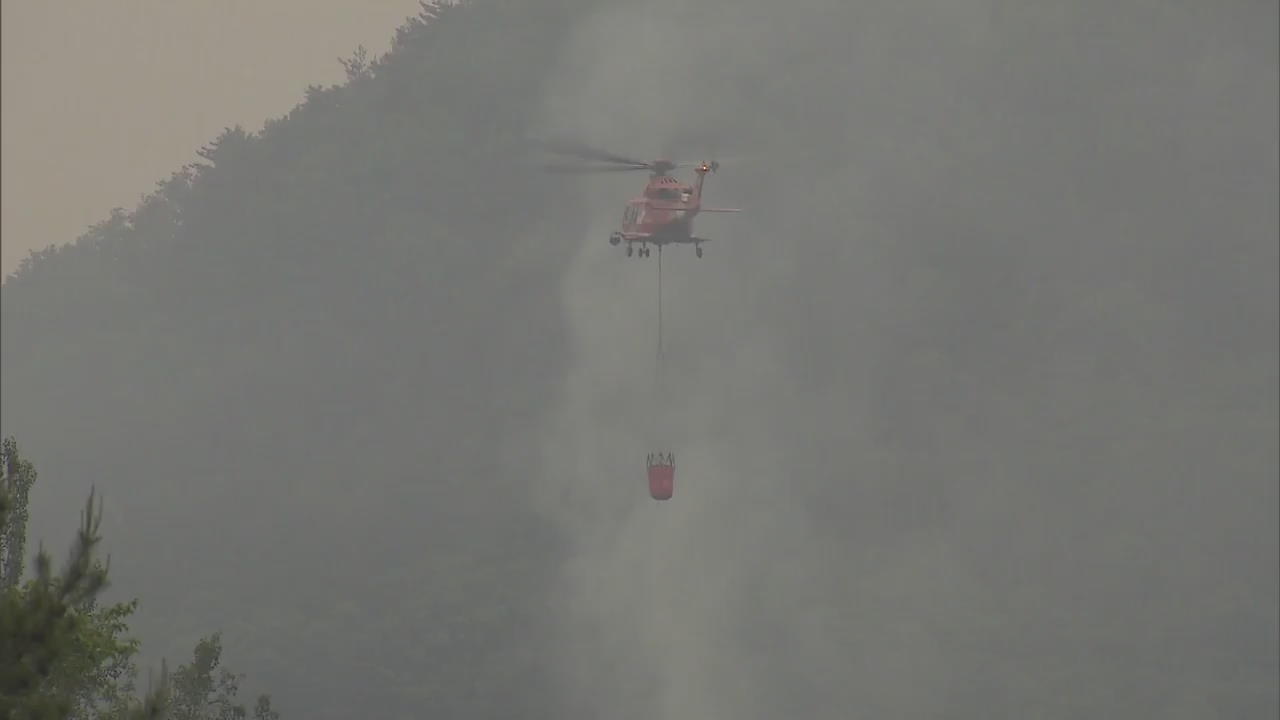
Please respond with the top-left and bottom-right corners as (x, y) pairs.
(3, 0), (583, 509)
(3, 2), (584, 716)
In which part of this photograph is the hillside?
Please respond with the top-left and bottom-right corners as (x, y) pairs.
(4, 1), (1278, 718)
(3, 2), (583, 716)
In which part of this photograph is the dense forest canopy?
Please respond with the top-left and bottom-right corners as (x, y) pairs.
(3, 0), (1277, 717)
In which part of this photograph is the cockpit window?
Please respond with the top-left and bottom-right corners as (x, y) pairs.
(655, 188), (679, 200)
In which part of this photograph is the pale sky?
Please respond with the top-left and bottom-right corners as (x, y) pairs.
(1, 0), (422, 277)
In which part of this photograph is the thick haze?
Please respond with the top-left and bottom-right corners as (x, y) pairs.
(525, 1), (1278, 716)
(1, 0), (420, 276)
(1, 1), (1276, 717)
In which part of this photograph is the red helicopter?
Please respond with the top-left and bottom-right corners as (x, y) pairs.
(541, 141), (740, 258)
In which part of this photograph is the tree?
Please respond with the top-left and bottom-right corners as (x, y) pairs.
(167, 633), (277, 720)
(0, 460), (118, 717)
(1, 436), (36, 589)
(339, 45), (372, 83)
(0, 438), (274, 719)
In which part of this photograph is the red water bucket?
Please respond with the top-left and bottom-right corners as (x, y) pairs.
(647, 452), (674, 501)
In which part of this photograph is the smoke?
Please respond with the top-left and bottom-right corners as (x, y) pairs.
(519, 4), (946, 717)
(519, 7), (800, 719)
(518, 1), (1278, 717)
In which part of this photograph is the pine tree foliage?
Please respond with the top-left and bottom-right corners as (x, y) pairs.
(166, 633), (277, 720)
(0, 439), (276, 719)
(0, 478), (112, 718)
(1, 436), (37, 589)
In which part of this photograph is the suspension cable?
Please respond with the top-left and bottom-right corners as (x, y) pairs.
(657, 245), (663, 372)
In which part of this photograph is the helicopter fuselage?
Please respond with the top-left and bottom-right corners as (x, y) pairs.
(610, 167), (717, 258)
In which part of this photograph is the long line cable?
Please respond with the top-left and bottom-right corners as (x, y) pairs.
(657, 245), (663, 373)
(652, 245), (664, 448)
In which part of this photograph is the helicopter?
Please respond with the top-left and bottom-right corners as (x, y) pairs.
(540, 141), (740, 258)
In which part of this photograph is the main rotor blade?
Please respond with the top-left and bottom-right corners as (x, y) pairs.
(537, 139), (651, 168)
(541, 163), (652, 174)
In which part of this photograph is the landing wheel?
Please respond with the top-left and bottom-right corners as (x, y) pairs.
(696, 246), (703, 258)
(626, 245), (633, 257)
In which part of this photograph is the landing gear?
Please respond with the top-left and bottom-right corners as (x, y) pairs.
(623, 244), (659, 259)
(695, 246), (703, 258)
(609, 233), (622, 246)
